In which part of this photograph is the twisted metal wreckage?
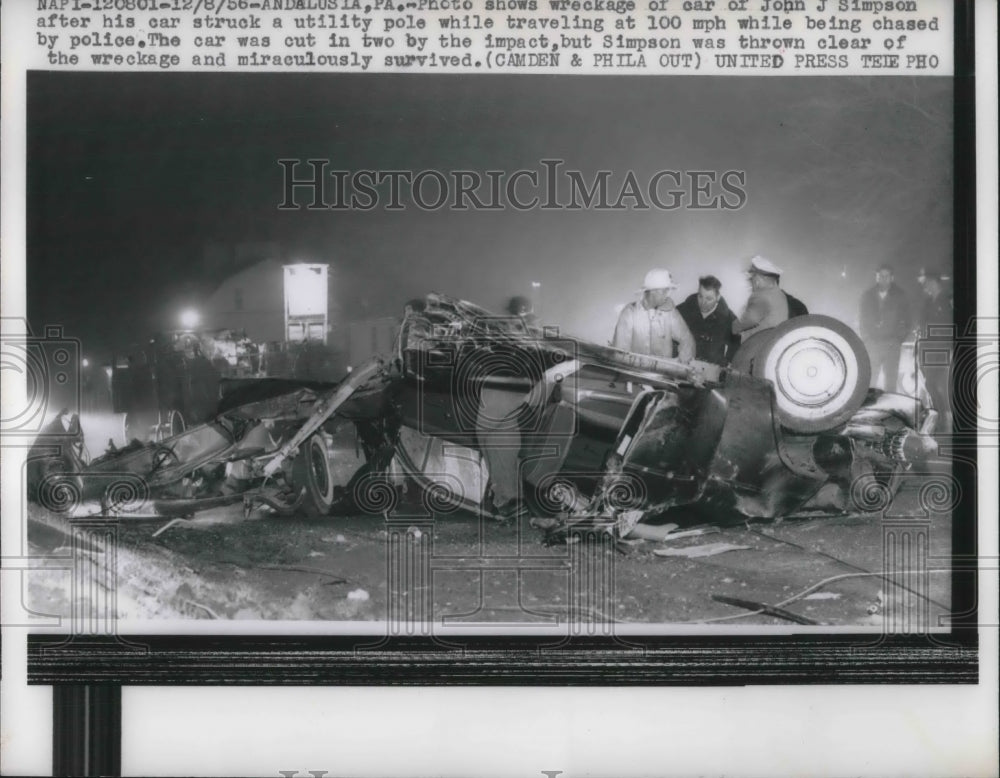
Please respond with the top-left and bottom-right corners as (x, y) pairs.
(28, 294), (940, 541)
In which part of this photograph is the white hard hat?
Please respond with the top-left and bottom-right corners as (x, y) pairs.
(640, 268), (677, 291)
(747, 255), (783, 276)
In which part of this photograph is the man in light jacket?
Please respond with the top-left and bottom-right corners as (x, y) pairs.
(612, 268), (695, 362)
(733, 255), (808, 341)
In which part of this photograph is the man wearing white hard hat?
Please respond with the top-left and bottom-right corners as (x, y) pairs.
(733, 255), (809, 341)
(612, 268), (695, 362)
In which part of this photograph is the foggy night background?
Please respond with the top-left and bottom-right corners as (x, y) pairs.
(27, 73), (953, 362)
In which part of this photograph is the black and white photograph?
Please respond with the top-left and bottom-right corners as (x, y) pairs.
(1, 1), (996, 775)
(20, 72), (962, 630)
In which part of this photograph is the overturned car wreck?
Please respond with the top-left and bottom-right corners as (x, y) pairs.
(28, 294), (940, 537)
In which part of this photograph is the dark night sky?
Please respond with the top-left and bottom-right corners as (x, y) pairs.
(27, 73), (953, 357)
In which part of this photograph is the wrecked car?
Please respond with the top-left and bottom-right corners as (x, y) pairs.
(27, 294), (940, 535)
(110, 327), (346, 444)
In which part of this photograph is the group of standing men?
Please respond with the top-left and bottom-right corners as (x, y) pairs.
(858, 262), (953, 424)
(610, 257), (953, 426)
(612, 255), (807, 367)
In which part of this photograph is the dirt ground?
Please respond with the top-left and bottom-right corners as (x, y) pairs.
(22, 411), (953, 631)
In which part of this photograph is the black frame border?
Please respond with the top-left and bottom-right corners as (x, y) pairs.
(31, 633), (978, 687)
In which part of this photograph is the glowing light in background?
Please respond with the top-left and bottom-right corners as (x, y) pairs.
(179, 309), (201, 330)
(283, 263), (329, 343)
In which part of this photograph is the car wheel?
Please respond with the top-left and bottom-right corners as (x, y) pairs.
(167, 409), (186, 438)
(293, 433), (336, 516)
(751, 315), (872, 434)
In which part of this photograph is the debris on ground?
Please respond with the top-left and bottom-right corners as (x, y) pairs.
(653, 542), (752, 559)
(711, 594), (820, 626)
(866, 589), (886, 614)
(659, 528), (720, 542)
(614, 509), (645, 537)
(152, 518), (193, 538)
(182, 600), (220, 619)
(623, 523), (679, 541)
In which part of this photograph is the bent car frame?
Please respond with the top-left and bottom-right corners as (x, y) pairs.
(27, 294), (940, 537)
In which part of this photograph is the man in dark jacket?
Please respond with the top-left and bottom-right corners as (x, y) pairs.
(677, 275), (742, 365)
(785, 291), (809, 319)
(915, 268), (952, 429)
(858, 263), (911, 393)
